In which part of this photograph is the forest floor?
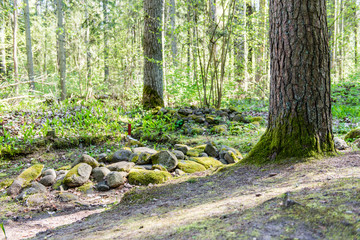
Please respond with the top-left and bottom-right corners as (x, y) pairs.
(25, 150), (360, 239)
(0, 81), (359, 239)
(1, 150), (359, 239)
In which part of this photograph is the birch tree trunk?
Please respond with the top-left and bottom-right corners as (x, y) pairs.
(13, 0), (19, 94)
(24, 0), (35, 90)
(244, 0), (335, 164)
(57, 0), (66, 100)
(85, 0), (91, 87)
(143, 0), (164, 109)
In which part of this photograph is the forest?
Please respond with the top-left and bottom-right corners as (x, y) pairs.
(0, 0), (359, 239)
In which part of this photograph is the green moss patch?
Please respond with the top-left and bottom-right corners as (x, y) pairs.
(177, 160), (207, 173)
(189, 157), (223, 169)
(18, 164), (44, 186)
(0, 179), (14, 190)
(128, 169), (171, 186)
(344, 128), (360, 141)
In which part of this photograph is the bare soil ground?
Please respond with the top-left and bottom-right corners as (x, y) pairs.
(8, 151), (357, 240)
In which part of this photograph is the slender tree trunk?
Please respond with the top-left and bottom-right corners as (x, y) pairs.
(24, 0), (35, 90)
(170, 0), (177, 66)
(43, 0), (48, 81)
(57, 0), (66, 100)
(85, 0), (91, 87)
(186, 0), (191, 81)
(103, 0), (109, 82)
(13, 0), (19, 94)
(245, 0), (335, 164)
(355, 3), (358, 67)
(142, 0), (164, 109)
(0, 0), (6, 79)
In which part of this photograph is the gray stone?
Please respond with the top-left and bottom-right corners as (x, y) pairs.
(17, 182), (47, 200)
(334, 137), (349, 150)
(107, 162), (135, 172)
(110, 150), (133, 162)
(7, 179), (23, 197)
(97, 153), (107, 162)
(106, 172), (126, 188)
(92, 167), (111, 182)
(132, 147), (157, 155)
(199, 153), (208, 157)
(178, 108), (193, 116)
(150, 151), (178, 171)
(56, 170), (68, 176)
(57, 192), (79, 202)
(64, 163), (92, 187)
(219, 158), (228, 165)
(42, 169), (56, 178)
(174, 144), (191, 155)
(205, 143), (218, 157)
(233, 114), (246, 122)
(172, 150), (185, 160)
(26, 193), (47, 207)
(129, 152), (151, 165)
(135, 164), (153, 170)
(97, 182), (110, 191)
(224, 152), (237, 164)
(72, 154), (100, 169)
(175, 169), (186, 176)
(39, 175), (56, 186)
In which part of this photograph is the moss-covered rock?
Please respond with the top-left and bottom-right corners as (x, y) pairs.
(7, 164), (44, 196)
(174, 144), (191, 154)
(150, 151), (178, 171)
(152, 164), (168, 171)
(212, 125), (227, 134)
(0, 179), (14, 190)
(57, 165), (72, 171)
(130, 152), (151, 165)
(177, 160), (207, 173)
(191, 127), (204, 135)
(63, 163), (92, 187)
(186, 148), (203, 157)
(344, 128), (360, 141)
(128, 169), (172, 185)
(193, 144), (207, 151)
(71, 154), (100, 169)
(189, 157), (223, 169)
(77, 182), (94, 194)
(250, 116), (263, 122)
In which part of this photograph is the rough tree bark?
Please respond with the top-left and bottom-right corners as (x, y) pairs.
(57, 0), (66, 100)
(143, 0), (164, 109)
(244, 0), (335, 164)
(24, 0), (35, 90)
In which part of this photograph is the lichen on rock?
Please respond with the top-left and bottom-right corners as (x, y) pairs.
(177, 160), (207, 173)
(189, 157), (223, 169)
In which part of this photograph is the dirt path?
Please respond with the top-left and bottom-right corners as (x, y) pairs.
(4, 152), (360, 240)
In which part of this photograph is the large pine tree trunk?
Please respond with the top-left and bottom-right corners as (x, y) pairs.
(143, 0), (164, 109)
(57, 0), (66, 100)
(24, 0), (35, 90)
(244, 0), (335, 164)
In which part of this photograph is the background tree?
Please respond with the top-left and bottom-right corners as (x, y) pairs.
(24, 0), (35, 90)
(57, 0), (66, 100)
(244, 0), (335, 164)
(142, 0), (164, 109)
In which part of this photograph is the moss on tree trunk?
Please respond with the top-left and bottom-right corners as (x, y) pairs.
(242, 0), (335, 164)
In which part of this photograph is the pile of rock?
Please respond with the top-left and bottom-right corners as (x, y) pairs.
(6, 143), (243, 199)
(134, 106), (263, 136)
